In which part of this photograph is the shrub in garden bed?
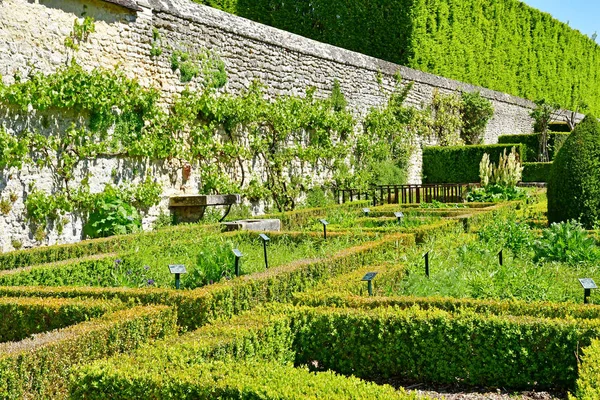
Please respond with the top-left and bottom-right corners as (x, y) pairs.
(575, 338), (600, 400)
(522, 162), (552, 182)
(0, 305), (176, 399)
(293, 291), (600, 320)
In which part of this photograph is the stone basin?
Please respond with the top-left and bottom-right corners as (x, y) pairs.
(169, 194), (242, 223)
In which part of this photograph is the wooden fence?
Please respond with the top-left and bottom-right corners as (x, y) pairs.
(336, 184), (475, 205)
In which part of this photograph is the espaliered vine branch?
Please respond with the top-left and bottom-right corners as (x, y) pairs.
(0, 57), (493, 238)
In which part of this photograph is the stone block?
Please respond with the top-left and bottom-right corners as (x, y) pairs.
(222, 219), (281, 232)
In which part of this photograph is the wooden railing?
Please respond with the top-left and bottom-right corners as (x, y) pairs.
(337, 183), (475, 205)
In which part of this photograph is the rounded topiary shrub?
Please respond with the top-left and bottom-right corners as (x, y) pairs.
(548, 115), (600, 228)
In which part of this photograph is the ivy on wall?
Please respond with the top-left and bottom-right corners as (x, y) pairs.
(194, 0), (600, 115)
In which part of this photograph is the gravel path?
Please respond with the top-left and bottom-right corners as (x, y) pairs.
(413, 387), (564, 400)
(376, 379), (566, 400)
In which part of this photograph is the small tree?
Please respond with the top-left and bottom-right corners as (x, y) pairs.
(461, 91), (494, 144)
(530, 99), (560, 162)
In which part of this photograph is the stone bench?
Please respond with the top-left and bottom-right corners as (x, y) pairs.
(169, 194), (241, 223)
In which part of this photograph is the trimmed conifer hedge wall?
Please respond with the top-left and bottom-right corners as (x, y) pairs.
(422, 144), (525, 183)
(522, 162), (552, 182)
(194, 0), (600, 114)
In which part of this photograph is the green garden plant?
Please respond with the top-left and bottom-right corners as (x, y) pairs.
(533, 221), (600, 264)
(84, 194), (142, 239)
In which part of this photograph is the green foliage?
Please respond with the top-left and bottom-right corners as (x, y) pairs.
(460, 91), (494, 144)
(498, 133), (570, 162)
(171, 50), (200, 83)
(150, 28), (162, 57)
(419, 89), (463, 146)
(184, 241), (234, 287)
(533, 221), (600, 264)
(548, 115), (600, 228)
(292, 306), (598, 390)
(170, 49), (227, 87)
(84, 195), (142, 239)
(302, 187), (335, 208)
(358, 81), (416, 188)
(531, 99), (561, 162)
(0, 297), (118, 343)
(192, 0), (600, 115)
(24, 179), (161, 235)
(329, 79), (347, 112)
(575, 339), (600, 400)
(522, 162), (552, 182)
(64, 16), (95, 51)
(477, 214), (533, 255)
(0, 198), (11, 215)
(175, 81), (355, 210)
(0, 306), (176, 400)
(72, 359), (418, 399)
(422, 144), (525, 183)
(0, 127), (28, 169)
(466, 185), (527, 202)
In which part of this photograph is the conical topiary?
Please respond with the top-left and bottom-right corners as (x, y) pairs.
(547, 115), (600, 228)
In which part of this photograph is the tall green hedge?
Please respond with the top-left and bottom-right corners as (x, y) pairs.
(498, 133), (570, 161)
(522, 162), (552, 183)
(194, 0), (600, 114)
(422, 144), (525, 183)
(548, 115), (600, 228)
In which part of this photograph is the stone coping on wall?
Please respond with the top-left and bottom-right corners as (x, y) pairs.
(102, 0), (143, 11)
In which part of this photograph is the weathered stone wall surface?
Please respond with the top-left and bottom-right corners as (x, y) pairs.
(0, 0), (551, 251)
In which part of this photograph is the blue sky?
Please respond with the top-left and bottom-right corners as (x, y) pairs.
(522, 0), (599, 42)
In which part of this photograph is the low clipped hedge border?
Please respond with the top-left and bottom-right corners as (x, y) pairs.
(293, 292), (600, 320)
(0, 223), (221, 272)
(71, 309), (419, 399)
(0, 233), (416, 330)
(291, 306), (600, 390)
(71, 303), (600, 396)
(575, 338), (600, 400)
(0, 305), (176, 399)
(422, 144), (526, 183)
(522, 162), (552, 183)
(0, 231), (371, 287)
(498, 133), (570, 162)
(0, 297), (121, 343)
(72, 359), (420, 400)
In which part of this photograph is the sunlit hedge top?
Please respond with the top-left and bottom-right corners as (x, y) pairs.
(197, 0), (600, 114)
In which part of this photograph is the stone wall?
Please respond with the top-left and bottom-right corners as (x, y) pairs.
(0, 0), (552, 251)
